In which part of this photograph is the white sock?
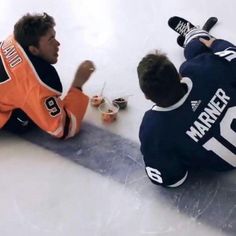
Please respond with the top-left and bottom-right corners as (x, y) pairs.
(184, 28), (211, 47)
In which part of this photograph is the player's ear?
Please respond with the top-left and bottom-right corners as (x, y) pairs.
(29, 45), (39, 56)
(145, 94), (150, 100)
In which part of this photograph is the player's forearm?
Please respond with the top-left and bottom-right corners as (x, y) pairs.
(210, 39), (236, 52)
(62, 87), (89, 138)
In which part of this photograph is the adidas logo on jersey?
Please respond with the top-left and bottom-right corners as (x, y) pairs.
(191, 100), (201, 112)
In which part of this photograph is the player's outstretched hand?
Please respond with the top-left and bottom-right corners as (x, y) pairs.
(72, 60), (96, 89)
(199, 37), (216, 48)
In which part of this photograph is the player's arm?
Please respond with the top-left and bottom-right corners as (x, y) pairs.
(33, 60), (94, 138)
(142, 147), (188, 187)
(201, 38), (236, 75)
(61, 87), (89, 138)
(200, 38), (236, 63)
(200, 38), (236, 52)
(23, 87), (89, 139)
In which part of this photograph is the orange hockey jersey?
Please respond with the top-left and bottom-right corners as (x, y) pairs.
(0, 35), (89, 138)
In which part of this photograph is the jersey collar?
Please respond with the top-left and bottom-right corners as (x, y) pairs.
(152, 77), (193, 111)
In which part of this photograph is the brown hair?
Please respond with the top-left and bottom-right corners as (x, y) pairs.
(14, 12), (55, 48)
(137, 51), (180, 104)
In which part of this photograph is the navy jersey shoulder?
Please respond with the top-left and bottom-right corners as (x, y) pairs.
(25, 48), (62, 93)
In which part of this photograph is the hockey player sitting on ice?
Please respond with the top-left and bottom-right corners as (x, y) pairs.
(0, 12), (95, 139)
(137, 16), (236, 187)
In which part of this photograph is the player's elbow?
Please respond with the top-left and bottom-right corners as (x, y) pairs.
(165, 171), (188, 188)
(147, 171), (188, 188)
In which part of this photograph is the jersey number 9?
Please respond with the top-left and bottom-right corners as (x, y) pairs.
(45, 97), (61, 117)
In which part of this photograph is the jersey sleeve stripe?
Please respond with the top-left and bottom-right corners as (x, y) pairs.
(167, 171), (188, 187)
(48, 123), (64, 137)
(67, 112), (77, 138)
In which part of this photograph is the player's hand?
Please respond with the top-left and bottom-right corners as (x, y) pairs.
(72, 60), (96, 88)
(199, 37), (215, 48)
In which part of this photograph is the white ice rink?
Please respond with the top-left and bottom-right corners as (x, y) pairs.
(0, 0), (235, 235)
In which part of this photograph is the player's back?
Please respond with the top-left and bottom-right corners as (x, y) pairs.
(178, 50), (236, 169)
(140, 61), (236, 171)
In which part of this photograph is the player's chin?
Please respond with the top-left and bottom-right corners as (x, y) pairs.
(50, 56), (58, 64)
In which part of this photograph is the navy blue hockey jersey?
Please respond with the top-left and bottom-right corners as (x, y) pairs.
(139, 39), (236, 187)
